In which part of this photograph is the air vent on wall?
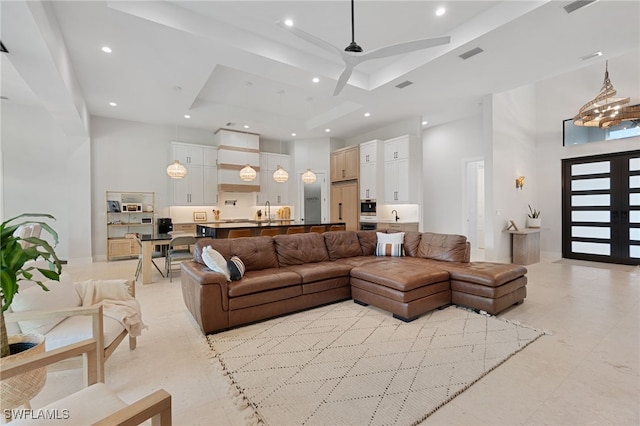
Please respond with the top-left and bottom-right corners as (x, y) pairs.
(459, 47), (484, 60)
(564, 0), (597, 14)
(0, 41), (8, 53)
(395, 80), (413, 89)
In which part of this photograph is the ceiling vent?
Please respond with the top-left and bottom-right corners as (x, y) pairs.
(225, 122), (235, 127)
(0, 41), (8, 53)
(564, 0), (597, 14)
(395, 80), (413, 89)
(459, 47), (484, 60)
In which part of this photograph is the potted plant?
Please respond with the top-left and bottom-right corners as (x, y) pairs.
(527, 205), (541, 228)
(0, 213), (62, 409)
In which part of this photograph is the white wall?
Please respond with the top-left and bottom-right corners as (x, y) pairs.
(346, 117), (423, 146)
(90, 116), (215, 259)
(422, 115), (484, 236)
(1, 103), (91, 262)
(489, 85), (538, 262)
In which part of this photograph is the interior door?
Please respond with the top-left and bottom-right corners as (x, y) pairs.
(562, 150), (640, 265)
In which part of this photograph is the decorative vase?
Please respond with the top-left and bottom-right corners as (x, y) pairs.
(0, 333), (47, 410)
(527, 218), (541, 228)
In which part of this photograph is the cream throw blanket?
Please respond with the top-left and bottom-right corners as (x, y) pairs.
(75, 279), (147, 337)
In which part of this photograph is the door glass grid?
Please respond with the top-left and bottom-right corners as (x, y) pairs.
(568, 160), (611, 257)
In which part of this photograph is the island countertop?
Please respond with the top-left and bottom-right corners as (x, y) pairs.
(196, 221), (346, 238)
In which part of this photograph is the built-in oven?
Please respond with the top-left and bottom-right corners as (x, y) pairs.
(360, 222), (377, 231)
(360, 199), (377, 216)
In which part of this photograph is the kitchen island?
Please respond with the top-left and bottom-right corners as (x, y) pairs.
(196, 221), (346, 238)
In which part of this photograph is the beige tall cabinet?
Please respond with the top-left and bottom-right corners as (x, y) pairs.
(330, 145), (359, 182)
(330, 182), (358, 231)
(330, 145), (359, 231)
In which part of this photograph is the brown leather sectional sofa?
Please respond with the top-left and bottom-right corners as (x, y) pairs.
(180, 230), (527, 334)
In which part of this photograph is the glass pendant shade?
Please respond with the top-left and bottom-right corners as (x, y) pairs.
(166, 160), (187, 179)
(273, 165), (289, 183)
(239, 164), (257, 181)
(301, 168), (317, 184)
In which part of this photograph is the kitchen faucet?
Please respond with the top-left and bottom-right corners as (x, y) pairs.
(264, 201), (271, 222)
(391, 209), (399, 222)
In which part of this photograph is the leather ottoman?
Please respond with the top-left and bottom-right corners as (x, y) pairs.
(350, 259), (451, 322)
(446, 262), (528, 315)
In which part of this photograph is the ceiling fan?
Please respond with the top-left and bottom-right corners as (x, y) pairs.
(278, 0), (451, 96)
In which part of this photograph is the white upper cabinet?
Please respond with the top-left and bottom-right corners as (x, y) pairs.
(170, 142), (218, 205)
(359, 140), (383, 200)
(257, 153), (291, 205)
(383, 135), (419, 204)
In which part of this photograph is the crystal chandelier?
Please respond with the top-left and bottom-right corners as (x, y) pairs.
(301, 168), (317, 184)
(574, 61), (640, 129)
(166, 160), (187, 179)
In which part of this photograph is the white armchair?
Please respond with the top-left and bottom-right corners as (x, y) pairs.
(1, 338), (171, 425)
(5, 265), (142, 385)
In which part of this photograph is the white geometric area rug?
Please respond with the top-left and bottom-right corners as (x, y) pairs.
(207, 301), (544, 426)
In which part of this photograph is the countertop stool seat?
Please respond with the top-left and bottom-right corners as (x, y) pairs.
(260, 228), (280, 237)
(228, 229), (253, 238)
(350, 260), (451, 322)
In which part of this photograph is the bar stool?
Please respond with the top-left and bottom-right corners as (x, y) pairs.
(228, 229), (252, 238)
(329, 224), (346, 231)
(260, 228), (280, 237)
(309, 226), (326, 234)
(286, 227), (305, 234)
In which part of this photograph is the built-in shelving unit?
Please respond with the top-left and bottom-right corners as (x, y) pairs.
(106, 191), (155, 260)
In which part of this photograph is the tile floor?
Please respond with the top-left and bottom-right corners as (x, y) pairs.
(27, 257), (639, 425)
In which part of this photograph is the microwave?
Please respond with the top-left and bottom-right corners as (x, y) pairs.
(360, 199), (377, 216)
(124, 203), (142, 212)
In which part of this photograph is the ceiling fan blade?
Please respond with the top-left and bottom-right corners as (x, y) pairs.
(277, 20), (342, 57)
(362, 36), (451, 61)
(333, 64), (354, 96)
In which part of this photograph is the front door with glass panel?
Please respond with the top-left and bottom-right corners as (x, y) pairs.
(562, 150), (640, 265)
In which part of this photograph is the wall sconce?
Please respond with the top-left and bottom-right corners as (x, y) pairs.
(515, 176), (525, 190)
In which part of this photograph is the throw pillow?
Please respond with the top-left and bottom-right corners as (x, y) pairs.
(375, 231), (405, 257)
(202, 246), (231, 281)
(227, 256), (246, 281)
(375, 242), (404, 257)
(376, 231), (405, 244)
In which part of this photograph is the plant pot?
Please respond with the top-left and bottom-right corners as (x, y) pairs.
(0, 333), (47, 410)
(527, 218), (541, 228)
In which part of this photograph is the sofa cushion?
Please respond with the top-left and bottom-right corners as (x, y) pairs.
(11, 271), (81, 335)
(403, 231), (422, 257)
(323, 231), (362, 260)
(286, 261), (353, 283)
(199, 237), (279, 271)
(274, 233), (330, 266)
(45, 315), (125, 350)
(357, 230), (378, 256)
(417, 232), (469, 262)
(227, 268), (301, 297)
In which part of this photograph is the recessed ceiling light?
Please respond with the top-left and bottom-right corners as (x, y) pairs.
(580, 51), (603, 61)
(284, 19), (294, 27)
(312, 77), (320, 83)
(109, 102), (117, 107)
(364, 112), (371, 117)
(291, 132), (297, 137)
(325, 128), (331, 133)
(184, 114), (191, 119)
(421, 120), (428, 126)
(435, 8), (446, 16)
(244, 125), (250, 129)
(101, 46), (112, 53)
